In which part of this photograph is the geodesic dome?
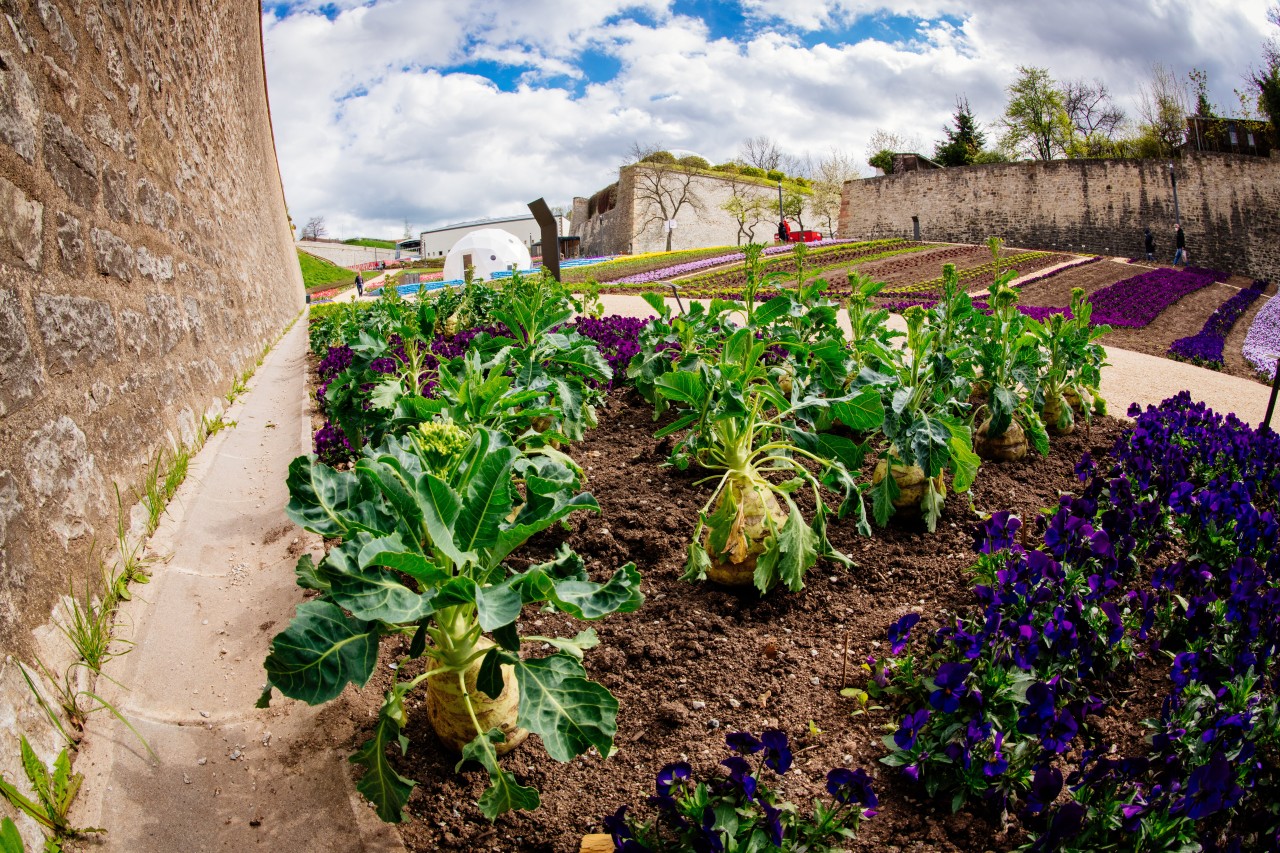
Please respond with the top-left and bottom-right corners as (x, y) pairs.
(442, 229), (532, 283)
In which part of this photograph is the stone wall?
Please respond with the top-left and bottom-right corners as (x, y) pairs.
(838, 153), (1280, 280)
(0, 0), (301, 740)
(572, 166), (801, 256)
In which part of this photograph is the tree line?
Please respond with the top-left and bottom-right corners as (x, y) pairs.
(868, 8), (1280, 174)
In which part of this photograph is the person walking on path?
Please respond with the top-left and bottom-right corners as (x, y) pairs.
(355, 271), (364, 297)
(1144, 227), (1155, 262)
(1173, 224), (1186, 266)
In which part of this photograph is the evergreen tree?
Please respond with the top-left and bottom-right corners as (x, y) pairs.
(934, 97), (986, 166)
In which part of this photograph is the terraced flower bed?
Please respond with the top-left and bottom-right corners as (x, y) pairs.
(1243, 290), (1280, 381)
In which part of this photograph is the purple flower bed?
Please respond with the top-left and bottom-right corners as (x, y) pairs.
(1168, 279), (1268, 367)
(1087, 266), (1228, 329)
(573, 315), (649, 387)
(613, 240), (849, 284)
(1242, 289), (1280, 381)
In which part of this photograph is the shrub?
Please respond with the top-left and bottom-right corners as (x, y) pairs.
(766, 168), (785, 182)
(640, 150), (676, 164)
(677, 154), (710, 169)
(740, 165), (766, 178)
(713, 162), (740, 173)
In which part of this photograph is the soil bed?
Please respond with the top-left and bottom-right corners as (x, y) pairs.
(333, 387), (1134, 852)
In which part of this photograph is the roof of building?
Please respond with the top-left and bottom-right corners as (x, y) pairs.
(421, 213), (538, 235)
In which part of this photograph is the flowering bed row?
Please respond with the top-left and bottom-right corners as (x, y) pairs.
(1010, 255), (1103, 293)
(874, 393), (1280, 851)
(878, 251), (1056, 296)
(1088, 266), (1228, 328)
(1168, 280), (1268, 367)
(607, 238), (863, 286)
(1242, 290), (1280, 381)
(562, 246), (736, 284)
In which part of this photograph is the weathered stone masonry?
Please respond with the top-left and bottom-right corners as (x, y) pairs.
(838, 153), (1280, 281)
(0, 0), (302, 683)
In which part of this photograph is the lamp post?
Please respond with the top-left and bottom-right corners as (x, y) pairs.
(1167, 163), (1181, 229)
(777, 181), (785, 241)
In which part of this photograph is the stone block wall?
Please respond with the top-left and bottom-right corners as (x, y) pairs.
(838, 153), (1280, 280)
(572, 166), (802, 256)
(0, 0), (302, 674)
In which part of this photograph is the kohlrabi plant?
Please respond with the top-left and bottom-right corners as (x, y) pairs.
(260, 423), (642, 822)
(627, 294), (740, 415)
(1028, 288), (1110, 434)
(972, 280), (1048, 462)
(872, 306), (980, 533)
(657, 328), (883, 592)
(490, 271), (612, 441)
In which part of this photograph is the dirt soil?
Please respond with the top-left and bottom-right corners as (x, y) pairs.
(1013, 259), (1275, 385)
(316, 388), (1140, 853)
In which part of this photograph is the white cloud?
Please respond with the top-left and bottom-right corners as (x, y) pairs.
(263, 0), (1275, 240)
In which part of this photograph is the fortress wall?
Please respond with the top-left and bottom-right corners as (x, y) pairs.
(0, 0), (303, 769)
(838, 153), (1280, 281)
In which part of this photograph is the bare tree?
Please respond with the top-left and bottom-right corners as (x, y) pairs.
(864, 128), (922, 173)
(300, 216), (327, 241)
(809, 148), (859, 237)
(1137, 63), (1189, 156)
(1062, 78), (1125, 139)
(719, 175), (771, 246)
(738, 135), (785, 172)
(628, 142), (704, 252)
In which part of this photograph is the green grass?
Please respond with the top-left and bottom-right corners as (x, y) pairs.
(342, 237), (398, 249)
(298, 250), (361, 291)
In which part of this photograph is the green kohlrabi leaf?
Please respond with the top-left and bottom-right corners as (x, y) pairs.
(513, 654), (618, 762)
(774, 495), (819, 592)
(829, 388), (885, 433)
(285, 456), (379, 538)
(872, 466), (901, 527)
(294, 553), (328, 591)
(945, 421), (980, 492)
(524, 561), (644, 620)
(349, 707), (414, 823)
(416, 471), (473, 567)
(458, 729), (540, 820)
(653, 371), (708, 409)
(454, 447), (519, 555)
(325, 566), (434, 624)
(261, 600), (379, 706)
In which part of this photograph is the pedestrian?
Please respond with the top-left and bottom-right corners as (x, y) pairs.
(355, 272), (364, 297)
(1173, 224), (1186, 266)
(1144, 227), (1155, 262)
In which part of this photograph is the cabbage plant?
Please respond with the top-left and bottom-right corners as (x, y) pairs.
(259, 424), (642, 822)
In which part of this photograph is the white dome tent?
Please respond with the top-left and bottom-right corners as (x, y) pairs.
(442, 228), (531, 283)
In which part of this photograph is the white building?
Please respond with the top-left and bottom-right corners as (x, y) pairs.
(442, 229), (532, 283)
(418, 213), (570, 259)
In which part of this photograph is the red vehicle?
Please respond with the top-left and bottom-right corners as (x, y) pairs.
(776, 220), (823, 243)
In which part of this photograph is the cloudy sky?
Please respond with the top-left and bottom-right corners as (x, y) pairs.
(262, 0), (1274, 241)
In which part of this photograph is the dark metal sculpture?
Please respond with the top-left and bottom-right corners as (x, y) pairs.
(527, 198), (560, 281)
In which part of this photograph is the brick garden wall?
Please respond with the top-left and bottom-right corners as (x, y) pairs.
(0, 0), (302, 675)
(837, 153), (1280, 281)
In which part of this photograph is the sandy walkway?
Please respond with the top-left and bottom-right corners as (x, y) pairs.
(70, 319), (403, 852)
